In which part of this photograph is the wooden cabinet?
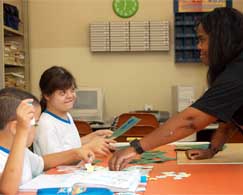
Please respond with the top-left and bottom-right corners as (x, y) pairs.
(0, 0), (30, 90)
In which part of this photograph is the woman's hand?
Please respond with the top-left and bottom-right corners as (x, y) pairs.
(109, 147), (137, 171)
(185, 149), (215, 160)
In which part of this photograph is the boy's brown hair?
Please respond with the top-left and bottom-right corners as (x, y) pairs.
(0, 88), (39, 129)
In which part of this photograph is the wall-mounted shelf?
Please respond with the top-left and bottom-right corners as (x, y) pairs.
(0, 0), (30, 90)
(90, 20), (169, 52)
(174, 0), (232, 63)
(174, 12), (202, 63)
(4, 25), (24, 36)
(5, 64), (25, 67)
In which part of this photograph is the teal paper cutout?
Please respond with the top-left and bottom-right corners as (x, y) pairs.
(109, 116), (140, 139)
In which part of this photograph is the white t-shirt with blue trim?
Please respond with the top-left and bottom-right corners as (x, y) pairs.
(0, 146), (44, 184)
(33, 110), (81, 155)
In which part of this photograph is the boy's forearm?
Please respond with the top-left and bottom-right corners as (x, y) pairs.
(0, 130), (28, 194)
(43, 149), (81, 170)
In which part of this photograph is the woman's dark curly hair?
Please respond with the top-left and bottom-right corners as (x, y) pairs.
(197, 7), (243, 86)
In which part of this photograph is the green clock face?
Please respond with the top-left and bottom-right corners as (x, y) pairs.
(113, 0), (139, 18)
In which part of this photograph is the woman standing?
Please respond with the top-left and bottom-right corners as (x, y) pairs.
(109, 7), (243, 171)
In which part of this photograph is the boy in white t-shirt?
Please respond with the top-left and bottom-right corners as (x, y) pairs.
(0, 88), (94, 195)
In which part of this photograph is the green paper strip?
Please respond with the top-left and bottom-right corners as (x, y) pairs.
(92, 159), (102, 165)
(109, 116), (141, 139)
(129, 150), (176, 164)
(175, 144), (226, 151)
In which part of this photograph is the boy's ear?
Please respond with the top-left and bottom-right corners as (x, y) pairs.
(8, 120), (17, 135)
(43, 94), (50, 101)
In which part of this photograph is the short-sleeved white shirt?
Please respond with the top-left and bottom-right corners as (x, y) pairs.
(0, 146), (44, 184)
(33, 110), (81, 155)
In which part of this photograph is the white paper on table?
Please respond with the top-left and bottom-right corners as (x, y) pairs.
(19, 170), (140, 192)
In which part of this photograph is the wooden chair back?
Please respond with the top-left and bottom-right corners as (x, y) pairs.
(115, 113), (159, 141)
(74, 120), (93, 137)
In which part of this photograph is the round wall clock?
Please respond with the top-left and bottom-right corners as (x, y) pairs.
(113, 0), (139, 18)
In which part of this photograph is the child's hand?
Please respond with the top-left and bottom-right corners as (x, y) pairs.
(77, 145), (95, 163)
(81, 129), (114, 145)
(85, 136), (115, 157)
(16, 99), (35, 132)
(93, 129), (113, 138)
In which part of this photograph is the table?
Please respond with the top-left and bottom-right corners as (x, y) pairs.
(141, 145), (243, 195)
(18, 145), (243, 195)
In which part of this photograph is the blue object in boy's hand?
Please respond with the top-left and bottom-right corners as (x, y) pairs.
(37, 187), (114, 195)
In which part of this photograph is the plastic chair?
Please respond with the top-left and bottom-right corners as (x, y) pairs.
(74, 120), (93, 137)
(115, 113), (160, 141)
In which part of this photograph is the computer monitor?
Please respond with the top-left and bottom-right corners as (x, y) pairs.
(70, 88), (104, 122)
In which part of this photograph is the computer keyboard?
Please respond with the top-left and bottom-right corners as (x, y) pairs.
(89, 121), (104, 125)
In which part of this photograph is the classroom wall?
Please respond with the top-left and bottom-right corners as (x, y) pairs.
(28, 0), (243, 121)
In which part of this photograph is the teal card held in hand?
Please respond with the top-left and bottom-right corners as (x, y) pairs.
(109, 116), (140, 139)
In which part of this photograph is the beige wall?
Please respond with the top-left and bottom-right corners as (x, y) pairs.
(28, 0), (243, 121)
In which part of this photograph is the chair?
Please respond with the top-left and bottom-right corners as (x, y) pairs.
(115, 113), (160, 141)
(74, 120), (93, 137)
